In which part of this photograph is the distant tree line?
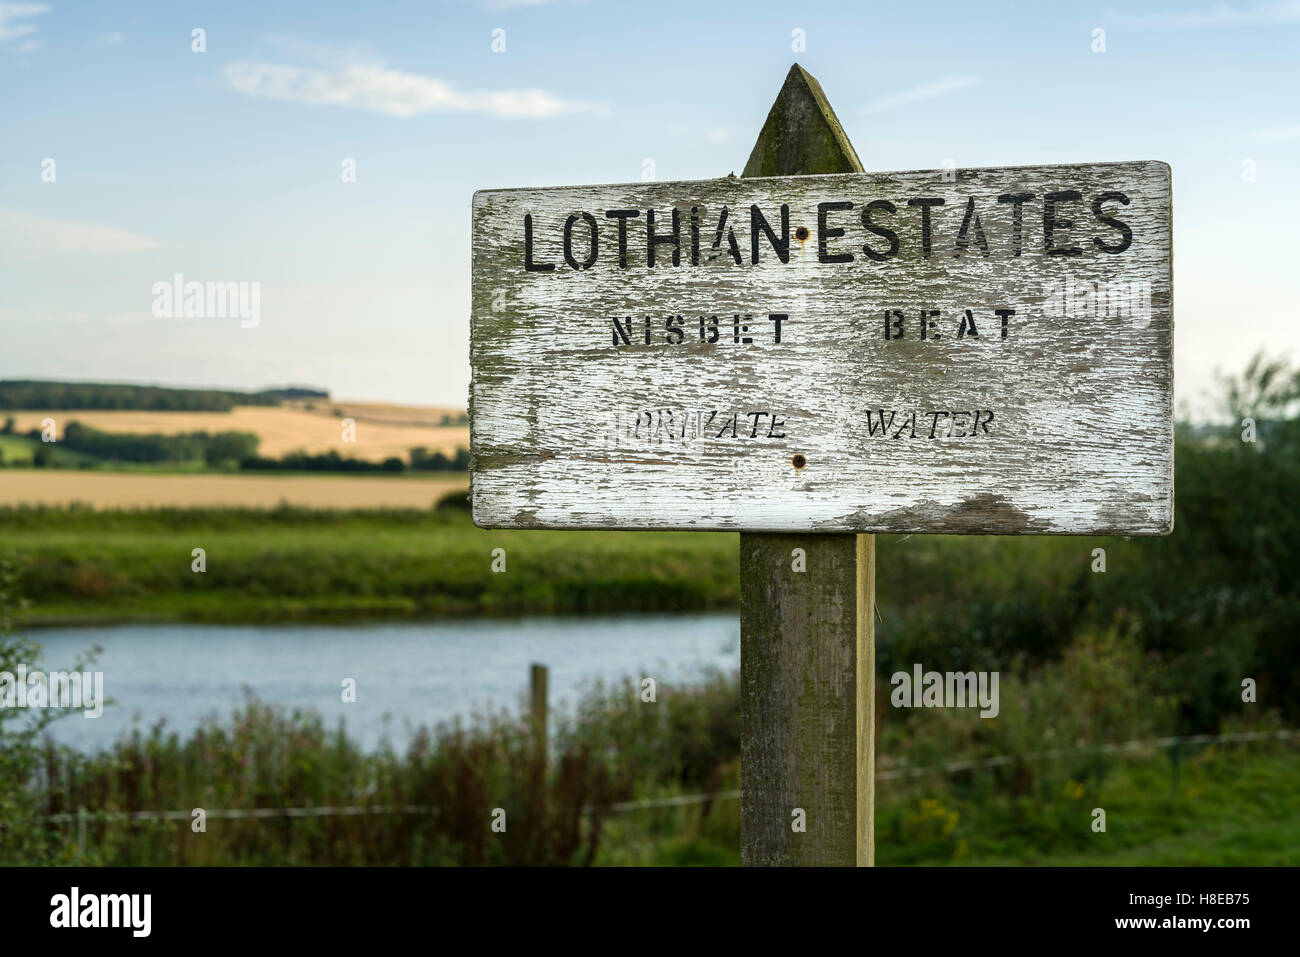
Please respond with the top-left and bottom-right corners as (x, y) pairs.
(409, 447), (470, 471)
(239, 447), (469, 473)
(260, 387), (332, 402)
(53, 422), (260, 466)
(240, 451), (408, 473)
(6, 416), (469, 473)
(0, 380), (328, 411)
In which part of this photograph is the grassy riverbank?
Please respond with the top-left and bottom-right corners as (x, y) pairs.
(0, 503), (740, 625)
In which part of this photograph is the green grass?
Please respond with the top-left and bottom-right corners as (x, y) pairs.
(878, 743), (1300, 866)
(0, 505), (740, 624)
(0, 433), (34, 463)
(609, 742), (1300, 867)
(0, 434), (102, 468)
(0, 502), (1160, 628)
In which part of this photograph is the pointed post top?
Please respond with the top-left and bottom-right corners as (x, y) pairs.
(741, 63), (864, 178)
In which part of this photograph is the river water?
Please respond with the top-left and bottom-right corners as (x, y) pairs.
(25, 613), (740, 753)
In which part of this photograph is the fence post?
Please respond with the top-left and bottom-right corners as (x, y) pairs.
(530, 663), (548, 759)
(77, 805), (88, 858)
(739, 64), (876, 867)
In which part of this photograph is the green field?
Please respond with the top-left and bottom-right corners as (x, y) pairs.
(0, 434), (102, 468)
(0, 433), (231, 472)
(0, 502), (1195, 629)
(0, 504), (740, 624)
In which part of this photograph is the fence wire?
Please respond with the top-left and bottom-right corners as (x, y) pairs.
(44, 726), (1296, 825)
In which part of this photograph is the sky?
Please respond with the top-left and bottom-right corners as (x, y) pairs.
(1, 0), (1297, 415)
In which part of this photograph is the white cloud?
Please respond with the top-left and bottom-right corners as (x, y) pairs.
(863, 76), (977, 114)
(95, 31), (125, 46)
(223, 59), (604, 119)
(0, 2), (50, 43)
(0, 207), (160, 256)
(1111, 1), (1300, 29)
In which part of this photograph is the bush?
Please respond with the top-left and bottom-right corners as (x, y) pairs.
(60, 421), (259, 465)
(409, 446), (470, 471)
(241, 450), (423, 473)
(0, 563), (100, 864)
(434, 488), (470, 511)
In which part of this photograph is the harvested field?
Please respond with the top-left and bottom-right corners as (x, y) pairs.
(0, 469), (467, 509)
(3, 401), (468, 463)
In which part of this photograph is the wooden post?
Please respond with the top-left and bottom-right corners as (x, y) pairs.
(529, 662), (548, 757)
(739, 64), (875, 867)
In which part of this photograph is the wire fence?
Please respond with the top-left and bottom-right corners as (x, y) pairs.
(875, 726), (1298, 781)
(43, 725), (1296, 839)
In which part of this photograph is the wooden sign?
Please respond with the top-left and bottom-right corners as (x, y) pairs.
(470, 160), (1172, 534)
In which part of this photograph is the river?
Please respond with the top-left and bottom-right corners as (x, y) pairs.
(24, 613), (740, 753)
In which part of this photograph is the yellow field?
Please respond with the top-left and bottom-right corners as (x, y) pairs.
(5, 400), (469, 463)
(0, 469), (468, 509)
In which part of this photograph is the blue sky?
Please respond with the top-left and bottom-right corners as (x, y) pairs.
(1, 0), (1297, 413)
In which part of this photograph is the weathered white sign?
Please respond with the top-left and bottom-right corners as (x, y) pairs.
(470, 160), (1172, 534)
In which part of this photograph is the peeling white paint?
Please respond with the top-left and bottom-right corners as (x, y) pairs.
(470, 161), (1173, 534)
